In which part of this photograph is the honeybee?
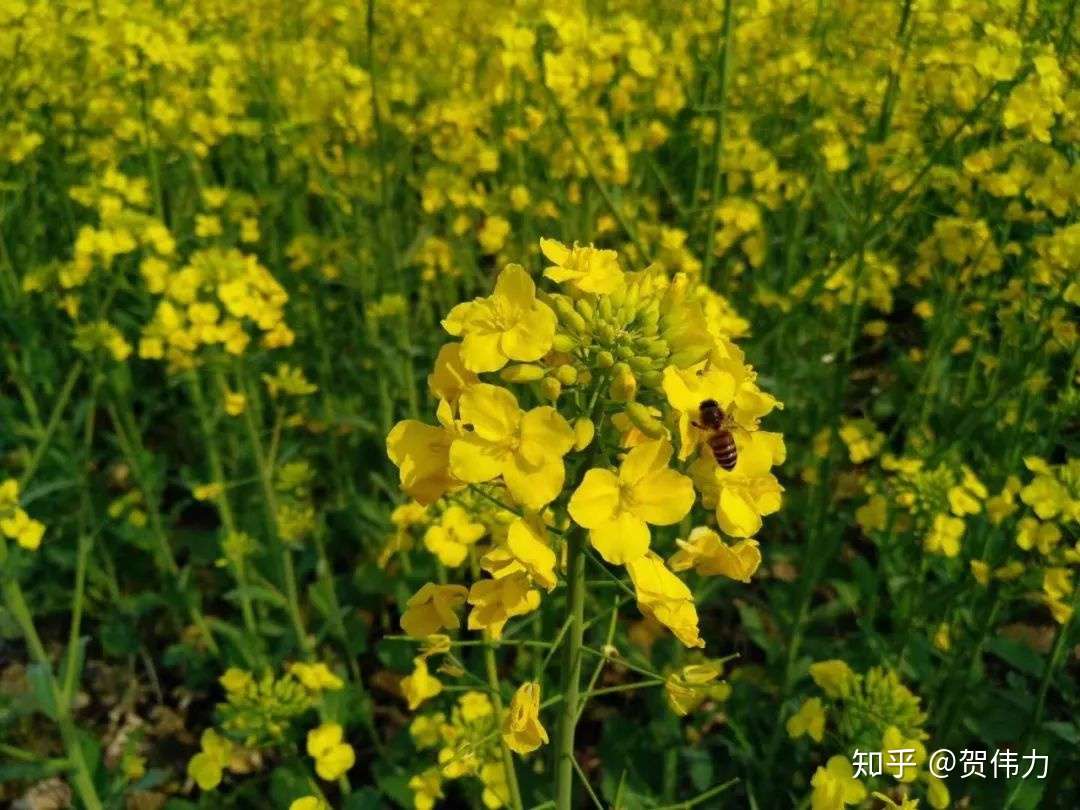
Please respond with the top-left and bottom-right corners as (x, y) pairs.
(693, 398), (737, 471)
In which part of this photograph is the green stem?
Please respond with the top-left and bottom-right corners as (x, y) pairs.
(239, 374), (312, 657)
(2, 578), (103, 810)
(554, 529), (587, 810)
(701, 0), (735, 286)
(187, 372), (259, 641)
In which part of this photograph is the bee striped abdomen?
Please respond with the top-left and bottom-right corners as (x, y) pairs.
(708, 431), (738, 471)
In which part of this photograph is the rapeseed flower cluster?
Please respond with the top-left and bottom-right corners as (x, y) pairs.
(387, 235), (781, 804)
(789, 661), (948, 810)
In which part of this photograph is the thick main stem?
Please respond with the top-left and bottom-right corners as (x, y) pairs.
(555, 529), (587, 810)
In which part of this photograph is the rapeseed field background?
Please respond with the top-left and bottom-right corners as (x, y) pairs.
(0, 1), (1077, 808)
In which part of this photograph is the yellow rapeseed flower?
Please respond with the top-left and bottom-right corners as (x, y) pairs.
(502, 682), (548, 754)
(568, 439), (694, 565)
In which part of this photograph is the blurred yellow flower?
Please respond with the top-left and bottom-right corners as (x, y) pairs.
(810, 756), (866, 810)
(401, 658), (443, 710)
(786, 698), (826, 742)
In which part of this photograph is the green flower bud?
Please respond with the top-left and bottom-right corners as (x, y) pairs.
(616, 344), (635, 360)
(553, 333), (578, 353)
(500, 364), (546, 383)
(629, 355), (653, 373)
(596, 350), (615, 368)
(639, 369), (663, 388)
(575, 298), (596, 321)
(625, 402), (666, 438)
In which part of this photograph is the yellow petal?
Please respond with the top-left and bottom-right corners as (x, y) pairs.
(459, 384), (520, 442)
(632, 466), (696, 525)
(590, 512), (650, 565)
(568, 468), (621, 528)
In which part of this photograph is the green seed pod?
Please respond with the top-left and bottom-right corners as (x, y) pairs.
(625, 401), (666, 438)
(555, 364), (578, 385)
(500, 364), (546, 383)
(540, 376), (562, 401)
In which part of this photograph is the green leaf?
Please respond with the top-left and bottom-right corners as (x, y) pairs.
(26, 663), (58, 720)
(985, 637), (1044, 678)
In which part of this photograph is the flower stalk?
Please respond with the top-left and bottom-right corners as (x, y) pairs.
(555, 527), (587, 810)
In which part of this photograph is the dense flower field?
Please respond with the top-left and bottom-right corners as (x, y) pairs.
(1, 0), (1078, 808)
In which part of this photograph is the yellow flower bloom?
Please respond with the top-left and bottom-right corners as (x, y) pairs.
(855, 494), (888, 533)
(502, 681), (548, 754)
(401, 583), (469, 638)
(882, 726), (926, 783)
(662, 360), (779, 461)
(664, 661), (728, 716)
(669, 526), (761, 582)
(0, 507), (45, 551)
(539, 238), (623, 294)
(568, 439), (695, 565)
(442, 264), (556, 373)
(387, 402), (461, 506)
(224, 390), (246, 416)
(449, 384), (574, 511)
(428, 343), (479, 405)
(481, 516), (558, 590)
(786, 697), (826, 742)
(689, 431), (785, 537)
(424, 506), (486, 567)
(306, 723), (355, 781)
(467, 572), (540, 639)
(1020, 467), (1070, 520)
(187, 729), (233, 791)
(947, 467), (987, 516)
(288, 662), (344, 692)
(1016, 516), (1061, 555)
(626, 551), (704, 648)
(809, 660), (855, 699)
(409, 768), (444, 810)
(409, 713), (446, 749)
(401, 658), (443, 710)
(810, 756), (866, 810)
(924, 514), (964, 557)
